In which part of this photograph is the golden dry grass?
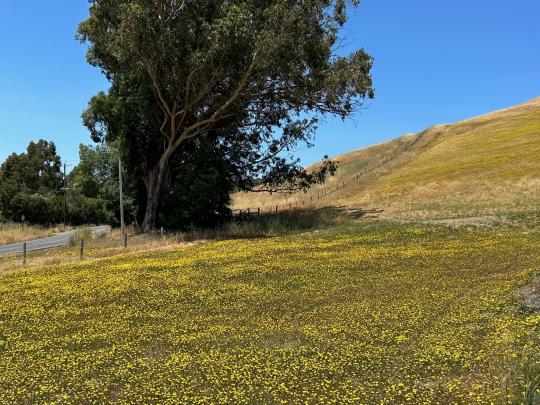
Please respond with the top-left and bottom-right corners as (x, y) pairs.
(0, 223), (58, 245)
(232, 97), (540, 223)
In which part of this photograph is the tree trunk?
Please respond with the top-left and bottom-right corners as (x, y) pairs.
(141, 150), (172, 232)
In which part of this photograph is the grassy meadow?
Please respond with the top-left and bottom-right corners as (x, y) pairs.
(0, 221), (539, 403)
(0, 209), (352, 275)
(1, 98), (539, 403)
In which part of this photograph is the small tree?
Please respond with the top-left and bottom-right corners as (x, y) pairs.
(79, 0), (374, 231)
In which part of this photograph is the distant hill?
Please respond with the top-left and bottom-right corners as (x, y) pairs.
(232, 97), (540, 223)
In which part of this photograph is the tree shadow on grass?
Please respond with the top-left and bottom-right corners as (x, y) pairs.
(222, 205), (386, 238)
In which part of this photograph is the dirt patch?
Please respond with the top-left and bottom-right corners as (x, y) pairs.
(424, 216), (501, 228)
(519, 277), (540, 311)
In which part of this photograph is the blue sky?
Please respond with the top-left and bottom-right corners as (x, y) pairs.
(0, 1), (539, 167)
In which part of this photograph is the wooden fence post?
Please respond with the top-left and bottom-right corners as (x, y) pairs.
(22, 242), (27, 266)
(123, 233), (128, 249)
(275, 205), (278, 214)
(79, 239), (84, 261)
(161, 227), (164, 239)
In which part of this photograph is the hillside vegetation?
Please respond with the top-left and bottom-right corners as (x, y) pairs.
(233, 97), (540, 224)
(0, 221), (539, 403)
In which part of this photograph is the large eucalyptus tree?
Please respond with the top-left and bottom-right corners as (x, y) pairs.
(79, 0), (374, 231)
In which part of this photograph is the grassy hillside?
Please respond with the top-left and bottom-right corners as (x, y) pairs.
(0, 221), (539, 403)
(232, 97), (540, 223)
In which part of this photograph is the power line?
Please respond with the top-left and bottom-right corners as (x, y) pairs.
(0, 128), (25, 153)
(0, 125), (24, 145)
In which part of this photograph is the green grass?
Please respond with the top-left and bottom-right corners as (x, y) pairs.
(0, 220), (539, 403)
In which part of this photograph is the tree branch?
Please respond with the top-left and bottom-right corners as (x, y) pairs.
(174, 52), (259, 149)
(143, 60), (173, 117)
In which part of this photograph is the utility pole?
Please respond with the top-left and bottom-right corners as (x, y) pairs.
(64, 163), (67, 225)
(119, 158), (125, 236)
(60, 163), (69, 226)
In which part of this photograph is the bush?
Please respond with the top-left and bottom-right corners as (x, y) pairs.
(7, 193), (63, 225)
(68, 195), (109, 226)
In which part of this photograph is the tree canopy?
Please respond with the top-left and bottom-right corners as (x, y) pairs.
(0, 141), (130, 227)
(0, 140), (63, 224)
(78, 0), (374, 230)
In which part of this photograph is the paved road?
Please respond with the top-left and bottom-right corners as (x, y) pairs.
(0, 226), (111, 256)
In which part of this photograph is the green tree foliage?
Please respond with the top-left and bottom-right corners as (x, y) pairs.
(80, 77), (251, 230)
(0, 140), (63, 224)
(0, 141), (134, 227)
(68, 144), (114, 226)
(71, 144), (115, 199)
(160, 137), (235, 230)
(69, 143), (137, 226)
(78, 0), (374, 231)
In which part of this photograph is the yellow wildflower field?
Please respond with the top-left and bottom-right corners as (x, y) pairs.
(0, 221), (539, 403)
